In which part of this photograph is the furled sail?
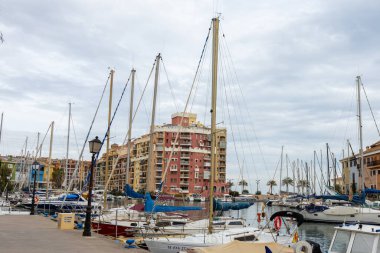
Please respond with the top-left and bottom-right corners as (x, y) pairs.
(144, 193), (202, 212)
(213, 199), (253, 211)
(124, 184), (144, 199)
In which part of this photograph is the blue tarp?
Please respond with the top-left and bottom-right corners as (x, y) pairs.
(58, 193), (81, 201)
(314, 192), (366, 205)
(364, 188), (380, 194)
(213, 199), (253, 211)
(124, 184), (144, 199)
(144, 193), (202, 213)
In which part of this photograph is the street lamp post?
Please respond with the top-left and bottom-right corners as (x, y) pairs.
(256, 180), (260, 195)
(5, 175), (11, 201)
(83, 136), (102, 237)
(30, 161), (40, 215)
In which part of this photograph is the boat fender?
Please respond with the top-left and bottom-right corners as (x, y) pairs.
(257, 213), (261, 222)
(295, 241), (312, 253)
(273, 216), (282, 230)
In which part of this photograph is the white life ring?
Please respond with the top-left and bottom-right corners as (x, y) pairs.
(295, 241), (313, 253)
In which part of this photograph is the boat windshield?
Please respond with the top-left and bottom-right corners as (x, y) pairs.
(351, 233), (376, 253)
(330, 230), (351, 253)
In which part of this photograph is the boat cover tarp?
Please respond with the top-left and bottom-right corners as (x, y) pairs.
(58, 193), (81, 201)
(191, 241), (294, 253)
(213, 199), (253, 211)
(314, 192), (365, 204)
(365, 189), (380, 194)
(124, 184), (144, 199)
(144, 193), (202, 213)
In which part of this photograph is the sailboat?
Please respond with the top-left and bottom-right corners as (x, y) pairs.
(144, 17), (297, 253)
(299, 76), (380, 225)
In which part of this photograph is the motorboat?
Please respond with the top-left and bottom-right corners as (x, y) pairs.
(299, 204), (380, 225)
(328, 223), (380, 253)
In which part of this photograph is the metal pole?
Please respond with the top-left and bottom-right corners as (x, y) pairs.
(104, 70), (114, 207)
(326, 143), (330, 188)
(30, 168), (37, 215)
(0, 112), (3, 145)
(147, 55), (160, 193)
(46, 122), (54, 202)
(279, 146), (283, 195)
(64, 103), (71, 188)
(83, 153), (96, 237)
(357, 76), (364, 191)
(126, 69), (135, 187)
(208, 17), (219, 234)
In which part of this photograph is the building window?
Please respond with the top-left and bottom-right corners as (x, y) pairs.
(195, 172), (199, 179)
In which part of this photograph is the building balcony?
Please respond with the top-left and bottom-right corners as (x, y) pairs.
(180, 180), (189, 185)
(204, 162), (211, 167)
(180, 134), (191, 140)
(170, 167), (178, 172)
(180, 173), (189, 178)
(180, 160), (190, 165)
(204, 155), (211, 160)
(156, 159), (163, 164)
(180, 166), (189, 171)
(367, 160), (380, 167)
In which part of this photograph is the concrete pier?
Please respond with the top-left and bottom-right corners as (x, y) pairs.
(0, 215), (147, 253)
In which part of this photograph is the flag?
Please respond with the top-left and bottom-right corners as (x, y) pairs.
(265, 246), (272, 253)
(292, 230), (299, 243)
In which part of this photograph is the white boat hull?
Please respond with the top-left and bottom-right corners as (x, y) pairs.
(300, 207), (380, 224)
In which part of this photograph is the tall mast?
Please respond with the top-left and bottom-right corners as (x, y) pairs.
(347, 139), (352, 197)
(208, 17), (219, 234)
(46, 121), (54, 200)
(147, 55), (161, 193)
(326, 143), (330, 188)
(313, 151), (316, 194)
(292, 161), (296, 194)
(0, 112), (3, 146)
(126, 69), (135, 187)
(104, 69), (114, 208)
(357, 76), (364, 191)
(279, 146), (283, 195)
(64, 103), (71, 188)
(286, 154), (289, 193)
(36, 132), (40, 158)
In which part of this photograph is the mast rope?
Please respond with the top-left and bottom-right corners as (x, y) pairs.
(360, 81), (380, 136)
(161, 58), (179, 112)
(61, 72), (110, 206)
(145, 22), (212, 217)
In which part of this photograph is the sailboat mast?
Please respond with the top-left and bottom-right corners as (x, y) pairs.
(64, 103), (71, 188)
(208, 17), (219, 234)
(347, 139), (352, 197)
(326, 143), (330, 188)
(147, 55), (161, 193)
(46, 121), (54, 200)
(126, 69), (136, 187)
(279, 146), (283, 195)
(357, 76), (364, 191)
(104, 69), (114, 207)
(0, 112), (3, 146)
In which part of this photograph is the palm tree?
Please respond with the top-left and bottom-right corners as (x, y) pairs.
(282, 177), (294, 194)
(267, 180), (277, 194)
(297, 180), (309, 195)
(238, 180), (248, 193)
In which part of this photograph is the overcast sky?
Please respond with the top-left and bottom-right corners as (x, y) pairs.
(1, 0), (380, 193)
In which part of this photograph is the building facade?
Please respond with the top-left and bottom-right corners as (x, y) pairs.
(96, 112), (229, 197)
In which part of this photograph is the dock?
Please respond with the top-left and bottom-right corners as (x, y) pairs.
(0, 215), (147, 253)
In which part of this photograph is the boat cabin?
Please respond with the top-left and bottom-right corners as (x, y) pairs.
(329, 224), (380, 253)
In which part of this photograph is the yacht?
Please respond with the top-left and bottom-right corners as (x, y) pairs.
(328, 223), (380, 253)
(299, 204), (380, 225)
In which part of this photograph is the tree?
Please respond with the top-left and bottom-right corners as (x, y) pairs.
(226, 180), (234, 189)
(229, 190), (239, 197)
(52, 168), (64, 188)
(238, 180), (248, 193)
(267, 180), (277, 194)
(0, 161), (12, 194)
(282, 177), (294, 193)
(255, 190), (262, 195)
(297, 180), (309, 194)
(242, 189), (249, 194)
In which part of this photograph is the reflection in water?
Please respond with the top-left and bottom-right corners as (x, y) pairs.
(109, 199), (336, 252)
